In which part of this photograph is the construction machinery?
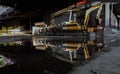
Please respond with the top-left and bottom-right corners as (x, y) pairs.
(62, 3), (104, 36)
(62, 9), (87, 35)
(31, 2), (104, 36)
(32, 22), (47, 35)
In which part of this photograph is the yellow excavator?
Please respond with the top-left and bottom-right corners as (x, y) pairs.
(62, 3), (104, 35)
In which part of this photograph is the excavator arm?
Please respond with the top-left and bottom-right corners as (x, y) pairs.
(85, 3), (104, 33)
(84, 3), (104, 29)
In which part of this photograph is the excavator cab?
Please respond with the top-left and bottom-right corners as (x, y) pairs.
(62, 9), (87, 35)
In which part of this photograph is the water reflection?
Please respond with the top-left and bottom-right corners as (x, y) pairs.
(32, 36), (104, 63)
(0, 41), (23, 47)
(0, 36), (104, 74)
(0, 37), (74, 74)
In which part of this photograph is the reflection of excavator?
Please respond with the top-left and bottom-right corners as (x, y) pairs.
(33, 37), (57, 50)
(32, 37), (47, 50)
(32, 37), (104, 62)
(33, 38), (90, 61)
(62, 38), (104, 62)
(63, 43), (89, 61)
(62, 3), (104, 35)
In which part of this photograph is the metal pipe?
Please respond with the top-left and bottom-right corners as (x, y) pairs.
(69, 10), (73, 22)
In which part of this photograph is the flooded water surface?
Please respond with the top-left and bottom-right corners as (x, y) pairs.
(0, 36), (104, 74)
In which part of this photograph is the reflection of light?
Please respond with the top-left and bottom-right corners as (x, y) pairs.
(1, 41), (23, 46)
